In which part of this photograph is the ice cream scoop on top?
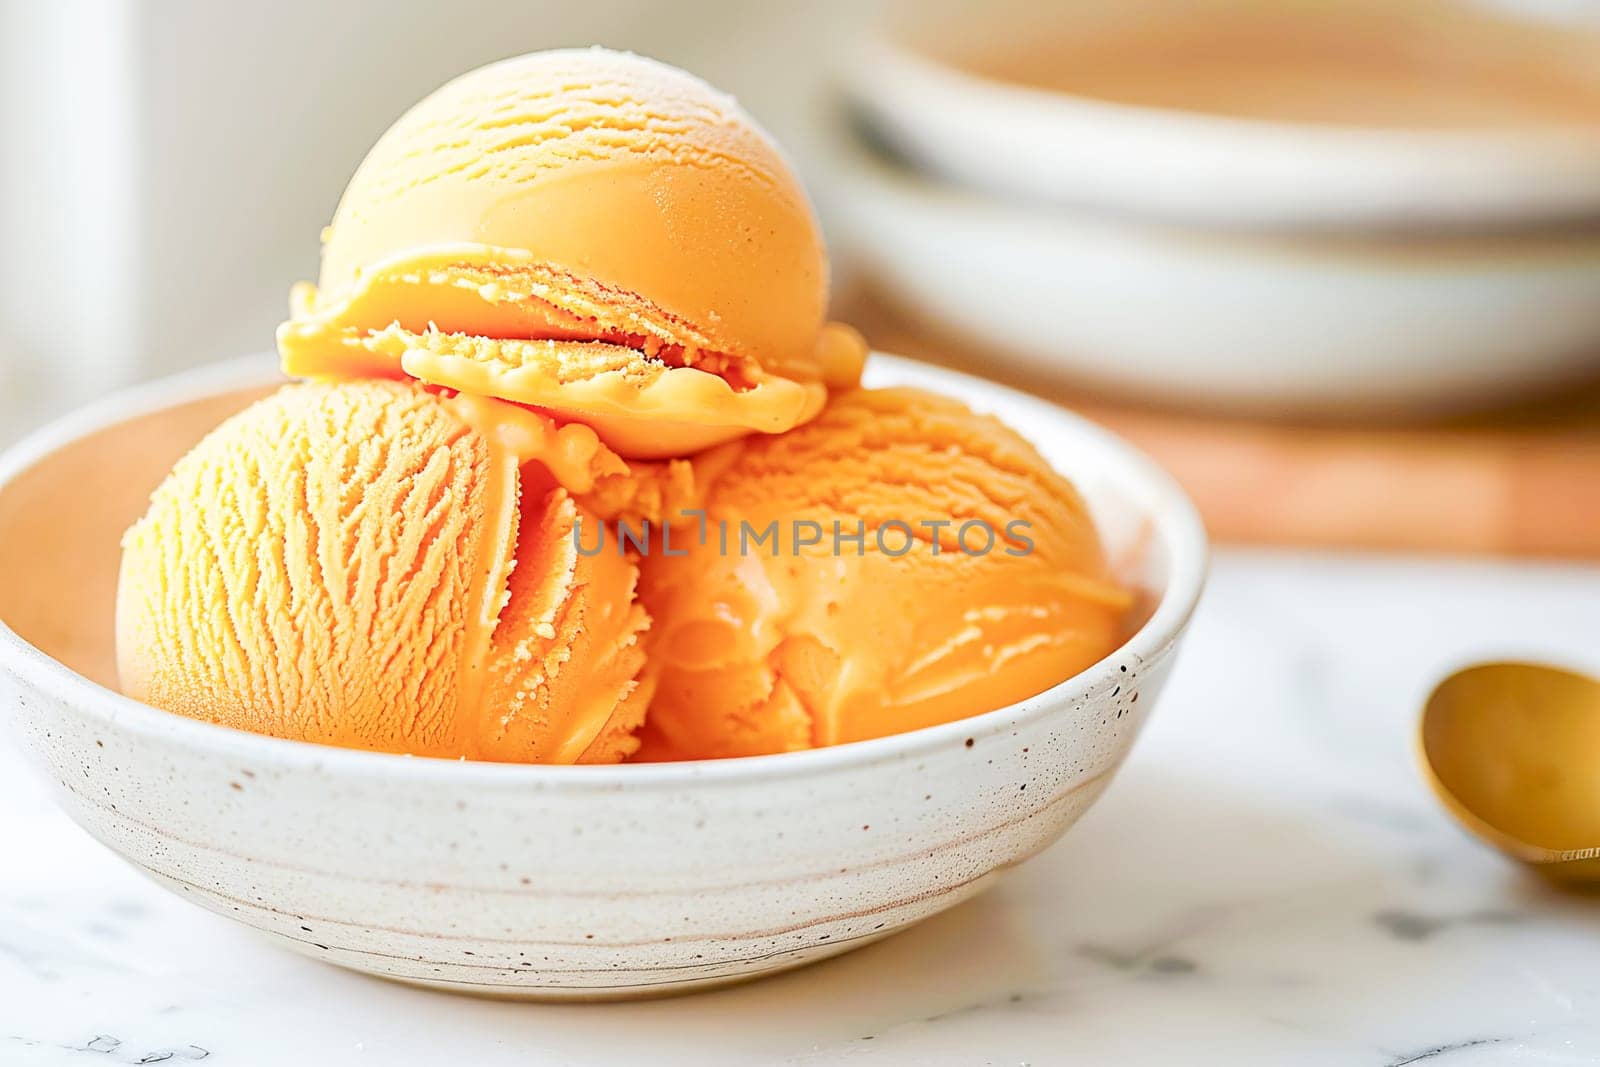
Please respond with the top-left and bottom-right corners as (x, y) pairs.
(277, 48), (867, 460)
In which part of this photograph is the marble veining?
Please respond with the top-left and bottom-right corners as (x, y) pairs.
(4, 549), (1600, 1064)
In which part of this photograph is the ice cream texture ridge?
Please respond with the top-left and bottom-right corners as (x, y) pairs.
(115, 47), (1131, 764)
(117, 381), (681, 762)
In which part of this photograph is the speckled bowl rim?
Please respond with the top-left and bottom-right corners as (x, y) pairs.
(0, 353), (1207, 788)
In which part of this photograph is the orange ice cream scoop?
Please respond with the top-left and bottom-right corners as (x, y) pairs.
(278, 48), (866, 458)
(634, 388), (1133, 761)
(116, 379), (653, 763)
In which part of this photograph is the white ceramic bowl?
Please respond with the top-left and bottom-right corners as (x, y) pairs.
(844, 0), (1600, 230)
(0, 354), (1205, 1000)
(820, 128), (1600, 416)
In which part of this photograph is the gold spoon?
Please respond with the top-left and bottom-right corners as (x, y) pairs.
(1421, 661), (1600, 884)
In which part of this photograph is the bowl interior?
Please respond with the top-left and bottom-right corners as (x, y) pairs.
(885, 0), (1600, 132)
(0, 382), (275, 688)
(0, 357), (1198, 757)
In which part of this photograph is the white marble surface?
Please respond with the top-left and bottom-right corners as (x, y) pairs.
(4, 549), (1600, 1065)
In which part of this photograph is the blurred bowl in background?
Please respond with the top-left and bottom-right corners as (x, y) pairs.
(821, 125), (1600, 417)
(844, 0), (1600, 230)
(826, 0), (1600, 416)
